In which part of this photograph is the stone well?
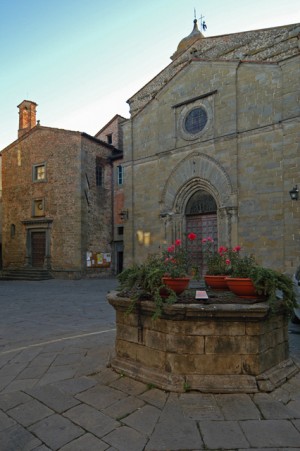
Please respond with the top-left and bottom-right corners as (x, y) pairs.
(107, 291), (299, 393)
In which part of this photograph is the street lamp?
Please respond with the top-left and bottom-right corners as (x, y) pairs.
(289, 185), (299, 201)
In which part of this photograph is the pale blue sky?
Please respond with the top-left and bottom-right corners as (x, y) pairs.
(0, 0), (299, 150)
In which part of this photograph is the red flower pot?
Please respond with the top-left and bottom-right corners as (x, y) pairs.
(225, 277), (258, 298)
(162, 277), (190, 295)
(204, 275), (228, 290)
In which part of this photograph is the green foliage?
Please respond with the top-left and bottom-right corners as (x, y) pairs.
(117, 254), (177, 318)
(183, 381), (191, 392)
(249, 265), (297, 314)
(230, 254), (257, 278)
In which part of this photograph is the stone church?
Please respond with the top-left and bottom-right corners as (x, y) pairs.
(122, 21), (300, 274)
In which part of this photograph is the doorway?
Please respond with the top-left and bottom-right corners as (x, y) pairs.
(31, 231), (46, 267)
(185, 190), (218, 274)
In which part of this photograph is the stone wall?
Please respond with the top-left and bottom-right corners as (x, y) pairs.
(1, 127), (113, 277)
(122, 49), (300, 273)
(108, 292), (298, 393)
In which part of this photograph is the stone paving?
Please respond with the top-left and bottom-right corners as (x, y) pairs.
(0, 278), (300, 451)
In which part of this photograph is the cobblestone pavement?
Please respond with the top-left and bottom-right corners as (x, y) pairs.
(0, 278), (300, 451)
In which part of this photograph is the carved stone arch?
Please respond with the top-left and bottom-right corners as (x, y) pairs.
(160, 152), (238, 247)
(160, 152), (236, 212)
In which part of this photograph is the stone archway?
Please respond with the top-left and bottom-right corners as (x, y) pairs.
(160, 152), (237, 247)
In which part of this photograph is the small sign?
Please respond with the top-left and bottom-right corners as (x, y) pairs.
(195, 290), (209, 300)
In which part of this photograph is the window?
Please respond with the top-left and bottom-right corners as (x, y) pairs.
(118, 226), (124, 236)
(184, 107), (207, 134)
(106, 134), (113, 145)
(10, 224), (16, 237)
(117, 165), (124, 185)
(33, 163), (46, 181)
(96, 164), (103, 186)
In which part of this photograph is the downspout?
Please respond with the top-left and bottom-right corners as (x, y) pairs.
(234, 60), (242, 247)
(130, 116), (135, 263)
(109, 157), (115, 275)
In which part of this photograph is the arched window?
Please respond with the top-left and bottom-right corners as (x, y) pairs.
(186, 190), (217, 215)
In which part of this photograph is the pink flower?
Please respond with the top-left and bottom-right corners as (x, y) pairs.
(167, 245), (175, 253)
(218, 246), (228, 255)
(226, 259), (231, 265)
(188, 232), (196, 241)
(207, 237), (214, 242)
(175, 239), (181, 246)
(233, 246), (241, 252)
(202, 238), (207, 243)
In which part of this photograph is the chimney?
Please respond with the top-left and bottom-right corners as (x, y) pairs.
(17, 100), (37, 138)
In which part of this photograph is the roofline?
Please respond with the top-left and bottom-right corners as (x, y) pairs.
(94, 114), (128, 137)
(1, 125), (117, 153)
(17, 100), (38, 108)
(127, 22), (300, 106)
(199, 22), (300, 42)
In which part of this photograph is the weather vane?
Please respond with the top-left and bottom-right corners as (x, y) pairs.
(194, 8), (207, 32)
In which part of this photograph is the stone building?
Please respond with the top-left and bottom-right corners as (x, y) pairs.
(95, 114), (127, 274)
(0, 153), (2, 268)
(122, 21), (300, 274)
(1, 100), (120, 278)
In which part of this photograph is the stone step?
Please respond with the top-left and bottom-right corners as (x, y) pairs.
(0, 269), (53, 281)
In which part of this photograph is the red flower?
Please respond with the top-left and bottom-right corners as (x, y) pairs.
(167, 245), (175, 253)
(187, 232), (196, 241)
(226, 259), (231, 265)
(175, 239), (181, 246)
(233, 246), (241, 252)
(218, 246), (228, 255)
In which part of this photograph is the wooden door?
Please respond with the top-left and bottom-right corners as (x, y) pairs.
(31, 232), (46, 267)
(186, 214), (217, 274)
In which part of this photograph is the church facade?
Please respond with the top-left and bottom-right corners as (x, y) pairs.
(122, 22), (300, 274)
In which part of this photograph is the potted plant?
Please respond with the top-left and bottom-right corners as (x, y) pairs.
(161, 233), (197, 294)
(202, 237), (238, 289)
(225, 251), (297, 314)
(117, 233), (197, 318)
(225, 254), (259, 297)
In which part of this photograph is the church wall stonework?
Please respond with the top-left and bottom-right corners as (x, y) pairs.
(123, 24), (300, 274)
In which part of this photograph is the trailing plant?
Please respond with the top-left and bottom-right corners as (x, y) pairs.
(117, 254), (177, 319)
(225, 251), (296, 314)
(249, 265), (297, 314)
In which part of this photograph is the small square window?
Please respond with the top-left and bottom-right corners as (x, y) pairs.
(33, 163), (46, 181)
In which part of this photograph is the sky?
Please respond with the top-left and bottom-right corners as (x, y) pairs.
(0, 0), (299, 150)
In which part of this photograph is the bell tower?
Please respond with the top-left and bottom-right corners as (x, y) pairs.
(17, 100), (37, 138)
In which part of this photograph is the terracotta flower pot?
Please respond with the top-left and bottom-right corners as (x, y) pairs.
(204, 275), (228, 290)
(225, 277), (258, 298)
(162, 277), (190, 295)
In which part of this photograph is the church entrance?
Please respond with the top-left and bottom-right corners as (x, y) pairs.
(185, 190), (217, 275)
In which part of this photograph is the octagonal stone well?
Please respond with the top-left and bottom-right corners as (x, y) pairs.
(107, 291), (299, 393)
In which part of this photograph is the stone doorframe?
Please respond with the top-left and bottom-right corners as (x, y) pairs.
(22, 218), (53, 269)
(160, 152), (238, 246)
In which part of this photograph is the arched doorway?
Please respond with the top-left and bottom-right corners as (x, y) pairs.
(185, 190), (218, 274)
